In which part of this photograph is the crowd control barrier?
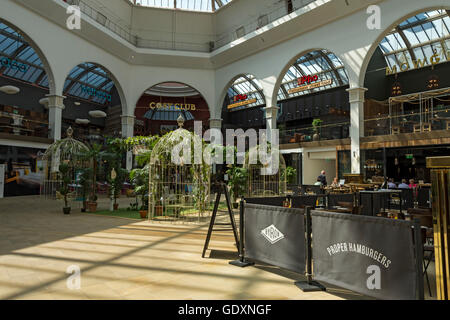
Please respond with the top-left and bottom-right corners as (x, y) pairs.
(230, 202), (306, 274)
(230, 200), (424, 300)
(310, 211), (424, 300)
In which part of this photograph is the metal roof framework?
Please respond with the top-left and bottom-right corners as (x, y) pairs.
(277, 49), (349, 102)
(226, 74), (266, 111)
(379, 10), (450, 72)
(132, 0), (233, 12)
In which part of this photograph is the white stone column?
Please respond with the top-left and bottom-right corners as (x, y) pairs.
(121, 115), (135, 171)
(347, 87), (367, 174)
(209, 118), (222, 130)
(46, 95), (65, 141)
(264, 106), (279, 143)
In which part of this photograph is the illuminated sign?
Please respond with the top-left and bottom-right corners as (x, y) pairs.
(81, 85), (112, 102)
(0, 56), (28, 73)
(227, 98), (257, 110)
(149, 102), (196, 111)
(233, 94), (248, 102)
(297, 75), (319, 86)
(386, 45), (450, 75)
(288, 79), (333, 94)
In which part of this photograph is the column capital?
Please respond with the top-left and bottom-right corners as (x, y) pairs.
(209, 118), (222, 129)
(264, 105), (279, 119)
(346, 87), (368, 103)
(45, 94), (66, 110)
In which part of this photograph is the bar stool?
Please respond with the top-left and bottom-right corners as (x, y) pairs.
(413, 124), (421, 133)
(422, 123), (432, 132)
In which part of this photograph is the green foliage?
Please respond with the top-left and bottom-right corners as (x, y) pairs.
(130, 167), (149, 210)
(78, 168), (92, 201)
(312, 118), (323, 133)
(58, 163), (71, 208)
(226, 166), (248, 201)
(285, 166), (297, 184)
(107, 136), (160, 153)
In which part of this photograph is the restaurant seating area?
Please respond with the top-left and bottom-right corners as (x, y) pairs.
(0, 105), (48, 138)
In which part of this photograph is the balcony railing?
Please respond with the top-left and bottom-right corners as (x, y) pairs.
(61, 0), (327, 52)
(364, 108), (450, 137)
(280, 121), (350, 144)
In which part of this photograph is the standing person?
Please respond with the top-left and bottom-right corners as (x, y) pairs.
(398, 179), (410, 189)
(318, 170), (327, 186)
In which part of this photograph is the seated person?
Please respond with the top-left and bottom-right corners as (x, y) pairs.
(387, 178), (397, 189)
(409, 179), (417, 189)
(398, 179), (410, 189)
(330, 177), (340, 188)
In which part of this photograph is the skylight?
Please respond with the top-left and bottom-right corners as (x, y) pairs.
(132, 0), (234, 12)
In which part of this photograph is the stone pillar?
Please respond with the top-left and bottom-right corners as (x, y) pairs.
(209, 118), (222, 130)
(46, 95), (65, 141)
(121, 115), (135, 171)
(264, 106), (279, 143)
(347, 87), (367, 174)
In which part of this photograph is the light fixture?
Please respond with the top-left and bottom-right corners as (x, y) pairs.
(89, 110), (107, 118)
(74, 102), (81, 106)
(0, 85), (20, 94)
(75, 118), (90, 125)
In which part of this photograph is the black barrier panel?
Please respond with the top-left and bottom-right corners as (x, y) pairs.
(310, 211), (418, 300)
(359, 192), (384, 216)
(292, 195), (318, 209)
(327, 194), (354, 209)
(244, 203), (306, 273)
(245, 197), (287, 207)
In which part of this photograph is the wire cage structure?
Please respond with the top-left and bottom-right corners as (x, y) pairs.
(244, 145), (287, 197)
(41, 127), (90, 202)
(148, 115), (211, 223)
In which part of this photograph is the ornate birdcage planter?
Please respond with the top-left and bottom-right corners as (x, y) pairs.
(41, 127), (90, 202)
(148, 115), (211, 223)
(244, 144), (287, 197)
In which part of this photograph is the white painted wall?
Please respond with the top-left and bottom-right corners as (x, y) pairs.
(3, 0), (450, 139)
(302, 148), (336, 185)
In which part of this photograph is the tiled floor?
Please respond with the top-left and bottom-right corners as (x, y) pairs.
(0, 196), (435, 300)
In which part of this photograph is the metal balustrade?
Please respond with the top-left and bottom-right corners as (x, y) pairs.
(61, 0), (326, 52)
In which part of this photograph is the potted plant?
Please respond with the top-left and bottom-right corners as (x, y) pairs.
(130, 167), (149, 219)
(80, 144), (104, 213)
(226, 166), (248, 208)
(110, 168), (128, 211)
(79, 168), (92, 212)
(58, 163), (72, 215)
(312, 118), (323, 141)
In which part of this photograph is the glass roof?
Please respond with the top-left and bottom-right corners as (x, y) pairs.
(226, 74), (265, 111)
(144, 105), (195, 121)
(63, 63), (115, 106)
(131, 0), (233, 12)
(0, 22), (48, 88)
(277, 49), (349, 101)
(380, 10), (450, 73)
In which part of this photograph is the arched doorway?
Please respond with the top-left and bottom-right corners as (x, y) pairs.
(0, 20), (54, 197)
(134, 82), (210, 136)
(276, 49), (350, 185)
(362, 9), (450, 183)
(220, 74), (266, 131)
(62, 62), (124, 145)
